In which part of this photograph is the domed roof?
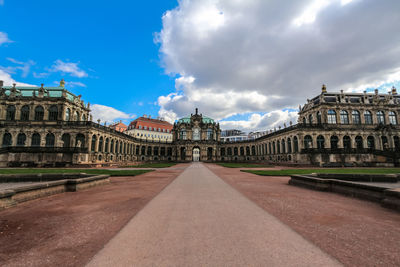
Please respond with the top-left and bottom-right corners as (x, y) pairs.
(177, 116), (214, 124)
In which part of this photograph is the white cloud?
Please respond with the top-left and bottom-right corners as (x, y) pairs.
(50, 60), (88, 78)
(6, 57), (35, 78)
(65, 81), (86, 88)
(0, 32), (12, 45)
(90, 104), (135, 123)
(156, 0), (400, 131)
(0, 69), (35, 86)
(220, 110), (299, 132)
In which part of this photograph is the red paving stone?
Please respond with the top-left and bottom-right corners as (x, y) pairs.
(207, 163), (400, 267)
(0, 165), (187, 267)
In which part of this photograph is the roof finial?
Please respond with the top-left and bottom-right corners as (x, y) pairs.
(392, 86), (397, 95)
(60, 78), (65, 87)
(322, 84), (327, 93)
(195, 108), (198, 115)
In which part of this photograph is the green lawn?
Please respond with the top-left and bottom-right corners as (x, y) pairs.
(242, 168), (400, 176)
(217, 163), (273, 168)
(122, 163), (177, 168)
(0, 168), (153, 177)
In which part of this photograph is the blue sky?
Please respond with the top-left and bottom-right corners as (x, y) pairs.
(0, 0), (178, 121)
(1, 0), (400, 131)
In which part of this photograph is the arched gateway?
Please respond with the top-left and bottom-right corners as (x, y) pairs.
(193, 147), (200, 161)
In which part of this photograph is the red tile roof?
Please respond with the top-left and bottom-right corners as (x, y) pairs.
(129, 117), (173, 131)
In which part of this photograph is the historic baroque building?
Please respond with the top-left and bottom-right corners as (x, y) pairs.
(0, 81), (399, 167)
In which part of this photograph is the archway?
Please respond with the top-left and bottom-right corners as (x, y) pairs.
(192, 147), (200, 162)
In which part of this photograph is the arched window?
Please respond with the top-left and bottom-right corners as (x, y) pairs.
(48, 105), (58, 121)
(16, 133), (26, 146)
(377, 111), (385, 124)
(110, 139), (114, 153)
(276, 142), (280, 154)
(75, 134), (85, 148)
(381, 136), (388, 150)
(246, 146), (250, 155)
(304, 135), (312, 149)
(317, 135), (324, 149)
(221, 147), (225, 156)
(98, 137), (103, 152)
(287, 138), (292, 153)
(364, 110), (372, 124)
(180, 147), (186, 160)
(281, 139), (286, 154)
(105, 138), (109, 152)
(115, 141), (119, 154)
(316, 111), (322, 124)
(234, 147), (238, 156)
(34, 106), (44, 121)
(6, 105), (16, 121)
(340, 110), (349, 124)
(75, 111), (80, 121)
(303, 117), (307, 125)
(141, 145), (145, 155)
(389, 111), (397, 125)
(367, 136), (375, 149)
(352, 110), (361, 124)
(82, 114), (86, 121)
(62, 133), (70, 147)
(240, 147), (244, 156)
(2, 133), (12, 147)
(20, 105), (30, 121)
(330, 135), (338, 149)
(65, 108), (71, 121)
(293, 137), (299, 152)
(394, 136), (400, 151)
(343, 136), (351, 150)
(180, 130), (186, 140)
(251, 145), (256, 155)
(227, 147), (232, 156)
(207, 129), (213, 140)
(91, 135), (96, 152)
(327, 110), (336, 124)
(272, 142), (276, 154)
(31, 133), (41, 147)
(308, 114), (313, 125)
(355, 136), (363, 149)
(45, 133), (55, 147)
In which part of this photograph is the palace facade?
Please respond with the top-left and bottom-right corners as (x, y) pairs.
(0, 81), (399, 167)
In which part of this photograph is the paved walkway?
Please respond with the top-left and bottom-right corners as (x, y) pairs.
(87, 163), (340, 266)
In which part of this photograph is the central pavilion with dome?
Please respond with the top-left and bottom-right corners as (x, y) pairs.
(173, 108), (221, 161)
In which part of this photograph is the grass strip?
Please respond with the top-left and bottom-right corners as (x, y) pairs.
(0, 169), (153, 177)
(122, 163), (177, 168)
(217, 163), (273, 168)
(242, 168), (400, 176)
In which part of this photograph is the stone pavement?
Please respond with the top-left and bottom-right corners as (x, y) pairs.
(87, 162), (341, 266)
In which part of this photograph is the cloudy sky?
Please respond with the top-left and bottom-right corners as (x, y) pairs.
(1, 0), (399, 132)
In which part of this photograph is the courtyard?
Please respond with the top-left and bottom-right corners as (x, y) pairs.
(0, 163), (399, 266)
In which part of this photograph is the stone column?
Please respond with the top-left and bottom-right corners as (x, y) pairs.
(324, 134), (331, 149)
(95, 135), (99, 152)
(338, 135), (344, 148)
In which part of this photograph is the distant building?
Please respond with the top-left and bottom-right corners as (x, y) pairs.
(109, 121), (127, 132)
(248, 131), (267, 140)
(220, 129), (248, 142)
(126, 115), (173, 142)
